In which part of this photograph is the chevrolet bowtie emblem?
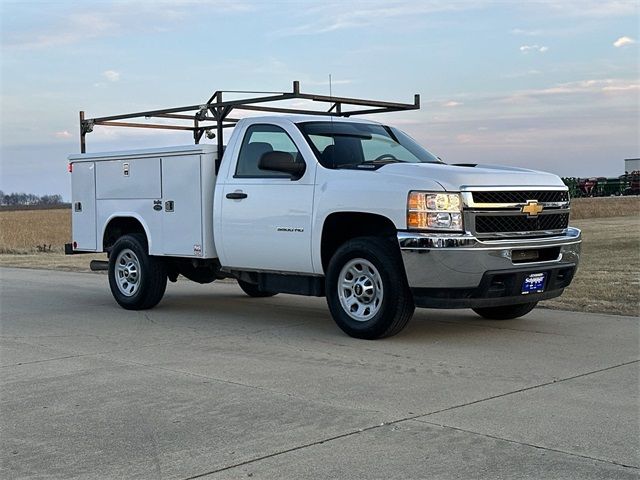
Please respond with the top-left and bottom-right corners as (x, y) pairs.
(522, 200), (544, 217)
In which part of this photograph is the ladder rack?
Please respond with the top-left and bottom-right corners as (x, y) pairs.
(79, 80), (421, 164)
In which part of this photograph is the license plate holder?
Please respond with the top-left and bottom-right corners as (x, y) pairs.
(521, 272), (546, 295)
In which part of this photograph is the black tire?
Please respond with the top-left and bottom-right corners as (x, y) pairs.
(472, 301), (538, 320)
(325, 236), (415, 339)
(178, 264), (217, 284)
(237, 280), (278, 298)
(108, 233), (167, 310)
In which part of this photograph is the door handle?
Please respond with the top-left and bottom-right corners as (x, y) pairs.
(226, 192), (248, 200)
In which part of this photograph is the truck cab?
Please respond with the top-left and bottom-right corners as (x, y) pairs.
(68, 84), (581, 339)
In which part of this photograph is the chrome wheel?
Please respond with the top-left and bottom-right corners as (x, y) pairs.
(115, 248), (141, 297)
(337, 258), (384, 322)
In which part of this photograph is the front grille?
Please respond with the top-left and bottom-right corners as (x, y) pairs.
(475, 213), (569, 234)
(472, 190), (568, 204)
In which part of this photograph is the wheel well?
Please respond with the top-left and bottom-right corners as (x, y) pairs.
(103, 217), (146, 251)
(321, 212), (397, 270)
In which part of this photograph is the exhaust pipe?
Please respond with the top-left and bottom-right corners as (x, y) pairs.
(90, 260), (109, 271)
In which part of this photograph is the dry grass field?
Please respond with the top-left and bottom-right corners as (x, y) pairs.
(0, 197), (638, 315)
(0, 208), (102, 271)
(0, 208), (71, 254)
(541, 216), (639, 316)
(570, 196), (639, 219)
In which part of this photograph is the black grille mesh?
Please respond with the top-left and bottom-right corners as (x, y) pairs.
(475, 213), (569, 233)
(472, 191), (568, 204)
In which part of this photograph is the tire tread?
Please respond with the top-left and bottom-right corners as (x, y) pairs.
(108, 233), (167, 310)
(237, 280), (277, 298)
(472, 301), (537, 320)
(326, 236), (414, 339)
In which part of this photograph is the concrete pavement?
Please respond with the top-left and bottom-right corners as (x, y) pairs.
(0, 267), (638, 479)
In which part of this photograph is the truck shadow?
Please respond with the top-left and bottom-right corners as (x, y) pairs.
(152, 289), (533, 342)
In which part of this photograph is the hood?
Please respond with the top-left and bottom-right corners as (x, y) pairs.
(378, 162), (565, 191)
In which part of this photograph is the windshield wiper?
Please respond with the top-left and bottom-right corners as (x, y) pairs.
(335, 160), (402, 170)
(361, 159), (402, 164)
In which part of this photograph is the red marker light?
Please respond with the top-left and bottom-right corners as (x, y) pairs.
(68, 163), (73, 173)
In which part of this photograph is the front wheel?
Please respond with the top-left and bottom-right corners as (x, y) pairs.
(326, 237), (415, 339)
(472, 302), (538, 320)
(108, 234), (167, 310)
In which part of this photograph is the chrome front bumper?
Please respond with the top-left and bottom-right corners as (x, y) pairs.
(398, 227), (581, 291)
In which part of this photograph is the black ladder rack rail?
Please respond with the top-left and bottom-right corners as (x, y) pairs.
(78, 80), (421, 171)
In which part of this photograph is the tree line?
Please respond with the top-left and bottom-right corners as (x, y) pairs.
(0, 191), (65, 206)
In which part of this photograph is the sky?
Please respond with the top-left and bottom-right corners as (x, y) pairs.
(1, 0), (638, 198)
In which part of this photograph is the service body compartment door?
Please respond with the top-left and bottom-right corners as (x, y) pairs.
(71, 162), (97, 251)
(96, 157), (161, 199)
(161, 154), (203, 256)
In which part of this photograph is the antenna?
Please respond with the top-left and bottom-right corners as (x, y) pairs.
(329, 74), (336, 168)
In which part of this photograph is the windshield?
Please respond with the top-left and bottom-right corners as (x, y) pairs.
(297, 121), (441, 170)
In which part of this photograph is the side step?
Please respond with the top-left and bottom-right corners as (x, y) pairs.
(90, 260), (109, 271)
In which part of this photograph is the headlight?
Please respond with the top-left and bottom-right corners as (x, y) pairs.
(407, 192), (463, 231)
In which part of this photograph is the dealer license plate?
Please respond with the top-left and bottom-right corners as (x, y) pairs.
(521, 272), (546, 295)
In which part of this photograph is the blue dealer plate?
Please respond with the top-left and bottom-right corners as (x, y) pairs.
(522, 272), (546, 295)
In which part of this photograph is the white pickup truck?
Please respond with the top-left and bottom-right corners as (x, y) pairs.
(68, 85), (581, 338)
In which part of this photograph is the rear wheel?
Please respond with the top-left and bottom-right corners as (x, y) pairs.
(108, 234), (167, 310)
(326, 237), (414, 339)
(472, 302), (537, 320)
(237, 280), (277, 298)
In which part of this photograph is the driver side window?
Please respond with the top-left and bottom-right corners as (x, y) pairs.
(235, 124), (302, 178)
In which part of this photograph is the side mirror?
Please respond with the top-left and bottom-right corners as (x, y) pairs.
(258, 151), (306, 180)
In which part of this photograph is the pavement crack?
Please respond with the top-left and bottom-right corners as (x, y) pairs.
(179, 420), (399, 480)
(414, 359), (639, 418)
(180, 388), (640, 480)
(1, 334), (101, 339)
(0, 353), (92, 368)
(413, 419), (640, 470)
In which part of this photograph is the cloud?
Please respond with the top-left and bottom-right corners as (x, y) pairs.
(537, 0), (638, 17)
(520, 45), (548, 53)
(536, 79), (639, 96)
(3, 12), (119, 50)
(2, 1), (254, 50)
(443, 101), (463, 107)
(613, 36), (636, 48)
(103, 70), (120, 82)
(272, 1), (492, 37)
(273, 0), (637, 38)
(418, 78), (639, 126)
(55, 131), (72, 139)
(498, 79), (639, 105)
(502, 69), (542, 79)
(510, 28), (542, 36)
